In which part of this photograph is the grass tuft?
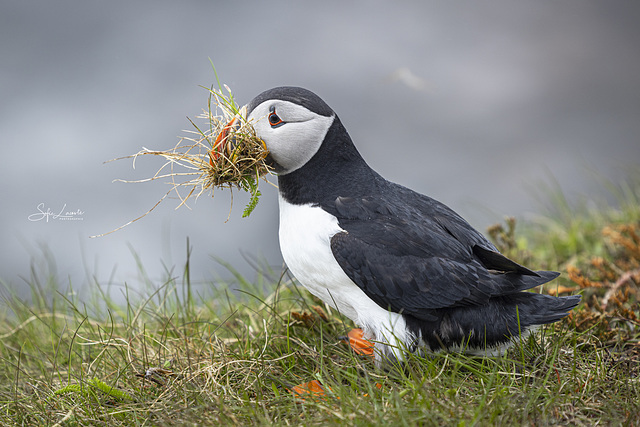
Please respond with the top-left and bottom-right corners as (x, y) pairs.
(93, 72), (273, 237)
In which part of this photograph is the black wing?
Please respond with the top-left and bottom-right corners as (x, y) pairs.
(328, 191), (558, 321)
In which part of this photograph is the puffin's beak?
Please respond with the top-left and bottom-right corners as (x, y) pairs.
(209, 115), (241, 166)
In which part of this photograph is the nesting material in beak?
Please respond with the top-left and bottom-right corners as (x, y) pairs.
(208, 105), (268, 169)
(203, 104), (270, 186)
(93, 85), (272, 237)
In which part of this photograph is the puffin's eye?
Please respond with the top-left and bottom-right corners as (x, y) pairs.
(268, 107), (284, 128)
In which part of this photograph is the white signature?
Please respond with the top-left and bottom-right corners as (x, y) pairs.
(28, 203), (85, 222)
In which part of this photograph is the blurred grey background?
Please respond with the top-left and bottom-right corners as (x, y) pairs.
(2, 1), (639, 300)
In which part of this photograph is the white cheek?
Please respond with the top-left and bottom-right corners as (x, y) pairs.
(247, 99), (334, 174)
(263, 115), (334, 174)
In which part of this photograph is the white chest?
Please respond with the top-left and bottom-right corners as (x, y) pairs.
(277, 195), (360, 320)
(277, 194), (413, 361)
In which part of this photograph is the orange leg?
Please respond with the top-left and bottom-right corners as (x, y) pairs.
(290, 379), (330, 399)
(344, 328), (375, 356)
(290, 378), (382, 400)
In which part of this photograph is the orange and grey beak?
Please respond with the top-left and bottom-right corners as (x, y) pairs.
(209, 116), (241, 167)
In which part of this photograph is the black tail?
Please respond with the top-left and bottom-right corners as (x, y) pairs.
(515, 293), (582, 326)
(406, 291), (582, 352)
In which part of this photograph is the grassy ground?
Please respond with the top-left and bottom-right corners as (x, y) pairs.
(1, 175), (639, 426)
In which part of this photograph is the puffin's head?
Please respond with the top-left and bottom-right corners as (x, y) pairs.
(244, 87), (336, 175)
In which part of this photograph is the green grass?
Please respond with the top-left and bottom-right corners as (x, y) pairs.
(1, 174), (639, 425)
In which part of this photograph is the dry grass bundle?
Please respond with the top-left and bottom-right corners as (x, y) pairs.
(92, 84), (273, 237)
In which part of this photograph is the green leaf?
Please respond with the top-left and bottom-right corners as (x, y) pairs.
(241, 175), (262, 218)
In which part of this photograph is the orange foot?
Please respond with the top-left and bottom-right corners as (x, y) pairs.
(343, 328), (375, 357)
(290, 379), (382, 400)
(290, 379), (330, 399)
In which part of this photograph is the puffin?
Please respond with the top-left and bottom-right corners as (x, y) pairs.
(223, 86), (581, 366)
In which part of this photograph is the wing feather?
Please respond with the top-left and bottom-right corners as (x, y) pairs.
(329, 194), (557, 320)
